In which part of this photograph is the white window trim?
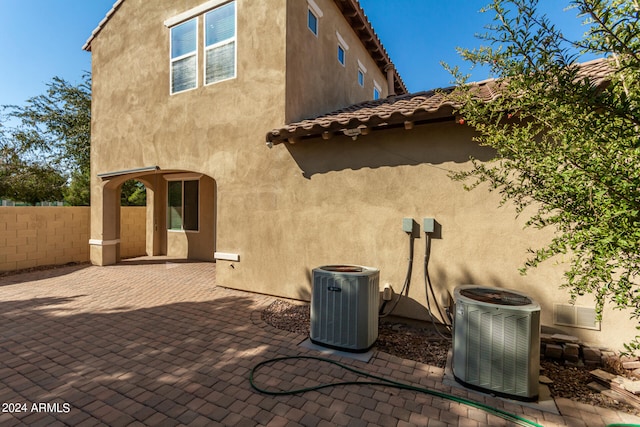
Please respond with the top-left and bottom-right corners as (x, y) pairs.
(307, 0), (324, 18)
(165, 0), (232, 27)
(357, 59), (367, 74)
(336, 31), (349, 51)
(307, 0), (322, 37)
(164, 173), (203, 181)
(204, 1), (237, 86)
(357, 59), (367, 87)
(336, 31), (349, 67)
(307, 7), (319, 36)
(170, 18), (199, 95)
(374, 80), (382, 99)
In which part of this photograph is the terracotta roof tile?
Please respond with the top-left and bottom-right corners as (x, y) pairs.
(574, 57), (613, 86)
(266, 58), (614, 144)
(266, 85), (484, 144)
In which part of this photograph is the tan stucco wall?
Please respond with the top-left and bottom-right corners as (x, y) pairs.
(89, 0), (288, 264)
(285, 0), (389, 123)
(215, 122), (637, 350)
(0, 207), (146, 272)
(89, 0), (288, 178)
(87, 0), (634, 349)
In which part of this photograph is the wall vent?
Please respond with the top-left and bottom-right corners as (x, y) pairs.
(553, 303), (600, 331)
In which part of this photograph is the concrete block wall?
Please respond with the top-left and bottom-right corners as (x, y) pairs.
(120, 206), (147, 259)
(0, 206), (147, 273)
(0, 207), (90, 272)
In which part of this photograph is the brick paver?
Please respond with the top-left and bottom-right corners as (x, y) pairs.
(1, 258), (639, 426)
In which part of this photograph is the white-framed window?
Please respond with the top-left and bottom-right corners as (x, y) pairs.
(357, 59), (367, 87)
(336, 31), (349, 67)
(167, 179), (200, 231)
(307, 0), (323, 36)
(374, 80), (382, 100)
(308, 8), (318, 35)
(170, 18), (198, 94)
(337, 45), (345, 66)
(167, 0), (236, 94)
(205, 1), (236, 85)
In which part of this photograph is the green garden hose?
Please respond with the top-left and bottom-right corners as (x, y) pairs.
(249, 355), (543, 427)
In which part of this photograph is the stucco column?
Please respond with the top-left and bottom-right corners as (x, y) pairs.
(145, 179), (166, 256)
(145, 186), (156, 256)
(89, 181), (121, 266)
(385, 64), (396, 97)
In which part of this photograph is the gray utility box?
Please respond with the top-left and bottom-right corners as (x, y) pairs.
(453, 285), (541, 401)
(310, 265), (379, 352)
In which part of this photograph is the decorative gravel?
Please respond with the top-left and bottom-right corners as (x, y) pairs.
(262, 299), (639, 415)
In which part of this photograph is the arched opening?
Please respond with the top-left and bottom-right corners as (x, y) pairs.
(90, 168), (216, 266)
(119, 179), (147, 259)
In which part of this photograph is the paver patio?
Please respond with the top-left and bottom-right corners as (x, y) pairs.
(1, 258), (639, 426)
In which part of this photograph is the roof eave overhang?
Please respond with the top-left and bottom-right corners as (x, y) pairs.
(333, 0), (407, 95)
(266, 106), (457, 145)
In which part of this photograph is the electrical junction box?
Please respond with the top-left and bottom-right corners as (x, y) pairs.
(402, 218), (414, 233)
(423, 218), (435, 233)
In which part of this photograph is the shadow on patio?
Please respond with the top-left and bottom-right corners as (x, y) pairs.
(2, 261), (638, 426)
(0, 262), (301, 426)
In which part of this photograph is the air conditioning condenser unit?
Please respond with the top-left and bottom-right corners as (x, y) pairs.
(310, 265), (379, 352)
(453, 285), (540, 401)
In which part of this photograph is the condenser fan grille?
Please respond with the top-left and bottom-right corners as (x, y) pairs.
(459, 288), (532, 306)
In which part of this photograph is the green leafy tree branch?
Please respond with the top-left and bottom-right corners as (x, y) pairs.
(1, 74), (145, 206)
(1, 74), (91, 205)
(447, 0), (640, 350)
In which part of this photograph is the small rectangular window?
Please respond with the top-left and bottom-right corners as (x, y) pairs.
(205, 1), (236, 85)
(170, 18), (198, 94)
(168, 180), (199, 231)
(308, 9), (318, 35)
(337, 44), (345, 66)
(336, 31), (349, 67)
(358, 69), (364, 87)
(374, 81), (382, 100)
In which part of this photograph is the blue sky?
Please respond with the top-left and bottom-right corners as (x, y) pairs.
(359, 0), (593, 91)
(0, 0), (113, 107)
(0, 0), (591, 108)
